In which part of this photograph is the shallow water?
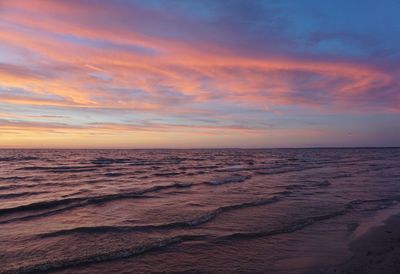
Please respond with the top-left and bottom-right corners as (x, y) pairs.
(0, 148), (400, 273)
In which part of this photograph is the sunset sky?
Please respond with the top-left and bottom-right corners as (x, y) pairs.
(0, 0), (399, 148)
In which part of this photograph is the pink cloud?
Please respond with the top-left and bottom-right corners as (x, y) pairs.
(0, 1), (399, 147)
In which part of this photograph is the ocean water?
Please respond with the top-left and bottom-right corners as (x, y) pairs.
(0, 148), (400, 273)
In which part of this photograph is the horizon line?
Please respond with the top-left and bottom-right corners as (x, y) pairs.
(0, 146), (399, 150)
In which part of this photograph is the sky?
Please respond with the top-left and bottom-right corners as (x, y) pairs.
(0, 0), (399, 148)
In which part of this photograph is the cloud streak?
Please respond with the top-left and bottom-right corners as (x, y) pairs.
(0, 0), (399, 147)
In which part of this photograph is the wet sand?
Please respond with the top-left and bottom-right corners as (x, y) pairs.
(315, 213), (400, 274)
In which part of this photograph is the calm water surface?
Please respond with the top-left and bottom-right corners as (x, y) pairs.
(0, 148), (400, 273)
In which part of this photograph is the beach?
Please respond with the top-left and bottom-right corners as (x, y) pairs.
(312, 212), (400, 274)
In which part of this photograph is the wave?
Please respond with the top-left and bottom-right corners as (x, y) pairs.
(136, 182), (193, 194)
(0, 182), (193, 222)
(186, 165), (220, 170)
(331, 174), (352, 179)
(0, 191), (49, 200)
(153, 172), (184, 177)
(3, 235), (207, 274)
(306, 180), (331, 187)
(0, 185), (17, 191)
(92, 157), (184, 166)
(16, 165), (99, 173)
(221, 209), (347, 240)
(0, 176), (31, 181)
(285, 184), (305, 190)
(17, 165), (91, 171)
(0, 181), (76, 192)
(215, 158), (373, 176)
(0, 204), (86, 225)
(313, 180), (331, 187)
(222, 197), (400, 241)
(104, 172), (124, 177)
(0, 196), (84, 215)
(255, 165), (323, 175)
(91, 157), (131, 165)
(347, 197), (400, 208)
(283, 180), (330, 191)
(11, 197), (400, 273)
(38, 196), (280, 238)
(22, 197), (397, 273)
(0, 156), (38, 162)
(205, 174), (251, 185)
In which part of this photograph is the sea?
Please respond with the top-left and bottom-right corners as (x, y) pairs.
(0, 148), (400, 273)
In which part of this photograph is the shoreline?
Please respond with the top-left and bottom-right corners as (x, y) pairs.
(314, 212), (400, 274)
